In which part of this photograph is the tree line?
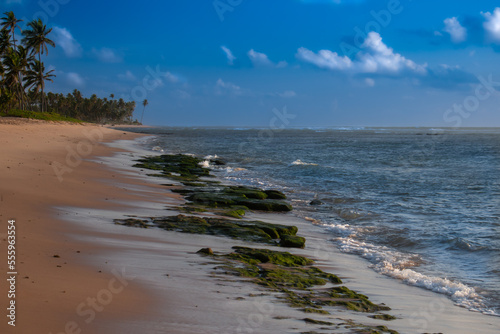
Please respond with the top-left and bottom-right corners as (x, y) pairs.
(1, 11), (138, 124)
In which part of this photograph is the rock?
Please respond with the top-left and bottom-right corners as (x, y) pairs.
(210, 159), (226, 166)
(309, 199), (323, 206)
(196, 248), (214, 256)
(114, 218), (149, 228)
(280, 235), (306, 248)
(238, 199), (293, 212)
(264, 190), (287, 199)
(225, 186), (268, 200)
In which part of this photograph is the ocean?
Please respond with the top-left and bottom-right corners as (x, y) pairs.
(122, 126), (500, 317)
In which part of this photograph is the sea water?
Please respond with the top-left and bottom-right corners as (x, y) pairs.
(123, 127), (500, 317)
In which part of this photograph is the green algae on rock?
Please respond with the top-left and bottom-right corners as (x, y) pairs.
(133, 154), (292, 214)
(134, 154), (212, 180)
(115, 214), (305, 248)
(213, 246), (395, 321)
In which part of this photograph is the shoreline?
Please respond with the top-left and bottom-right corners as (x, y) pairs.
(2, 120), (499, 333)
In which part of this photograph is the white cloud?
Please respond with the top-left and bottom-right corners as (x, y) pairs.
(66, 72), (85, 87)
(118, 70), (136, 81)
(296, 47), (353, 70)
(247, 49), (287, 68)
(52, 27), (82, 58)
(91, 47), (122, 63)
(443, 17), (467, 43)
(482, 8), (500, 43)
(215, 78), (241, 95)
(173, 89), (191, 99)
(164, 72), (179, 83)
(365, 78), (375, 87)
(221, 46), (236, 65)
(276, 61), (288, 68)
(297, 32), (427, 75)
(248, 49), (273, 67)
(278, 90), (296, 98)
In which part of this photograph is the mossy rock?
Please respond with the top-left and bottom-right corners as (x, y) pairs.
(134, 154), (211, 180)
(265, 190), (287, 199)
(114, 218), (149, 228)
(237, 199), (292, 212)
(369, 314), (397, 321)
(182, 181), (208, 187)
(196, 247), (214, 256)
(303, 318), (334, 325)
(280, 235), (306, 248)
(187, 192), (237, 207)
(223, 209), (246, 219)
(326, 286), (391, 312)
(303, 308), (329, 314)
(261, 268), (328, 289)
(231, 246), (313, 267)
(225, 186), (268, 199)
(154, 215), (211, 234)
(151, 215), (301, 245)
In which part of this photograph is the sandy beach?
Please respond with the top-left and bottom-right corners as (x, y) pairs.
(2, 119), (500, 334)
(0, 119), (158, 333)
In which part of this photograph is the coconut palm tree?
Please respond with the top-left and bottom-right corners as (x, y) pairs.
(141, 99), (148, 124)
(2, 46), (31, 109)
(1, 11), (23, 48)
(0, 29), (10, 56)
(24, 59), (55, 110)
(21, 18), (55, 112)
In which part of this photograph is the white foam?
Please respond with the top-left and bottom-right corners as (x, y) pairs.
(291, 159), (318, 166)
(152, 146), (164, 152)
(199, 160), (211, 168)
(331, 234), (497, 316)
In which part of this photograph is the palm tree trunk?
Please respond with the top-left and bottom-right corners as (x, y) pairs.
(39, 52), (44, 112)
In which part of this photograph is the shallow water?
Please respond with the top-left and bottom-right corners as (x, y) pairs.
(121, 126), (500, 316)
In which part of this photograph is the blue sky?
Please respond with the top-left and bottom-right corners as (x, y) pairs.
(5, 0), (500, 127)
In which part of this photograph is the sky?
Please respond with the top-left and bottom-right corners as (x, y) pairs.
(4, 0), (500, 127)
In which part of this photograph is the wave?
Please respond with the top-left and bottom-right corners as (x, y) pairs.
(199, 160), (211, 168)
(151, 146), (164, 152)
(444, 237), (489, 252)
(290, 159), (318, 166)
(319, 222), (497, 316)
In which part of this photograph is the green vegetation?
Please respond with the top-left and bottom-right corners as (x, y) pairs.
(213, 246), (395, 323)
(43, 90), (137, 124)
(370, 314), (397, 321)
(134, 154), (292, 214)
(134, 154), (212, 180)
(115, 214), (305, 248)
(0, 108), (82, 123)
(1, 11), (138, 124)
(1, 12), (55, 112)
(303, 318), (334, 326)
